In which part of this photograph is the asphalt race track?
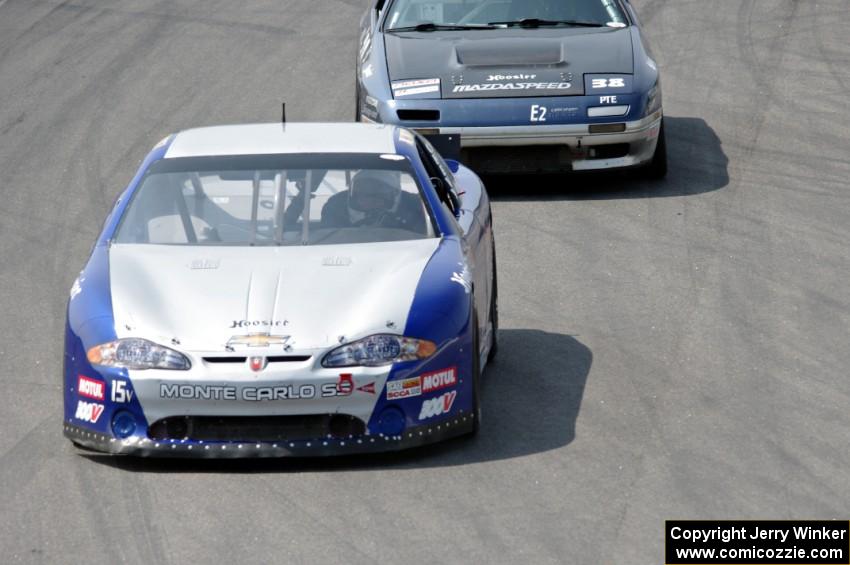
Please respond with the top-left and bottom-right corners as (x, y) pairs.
(1, 1), (849, 563)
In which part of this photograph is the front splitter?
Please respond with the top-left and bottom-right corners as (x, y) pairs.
(64, 416), (474, 458)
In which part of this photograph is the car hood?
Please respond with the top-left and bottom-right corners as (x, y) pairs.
(384, 27), (633, 99)
(108, 240), (440, 353)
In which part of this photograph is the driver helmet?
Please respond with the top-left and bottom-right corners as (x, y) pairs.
(347, 169), (403, 224)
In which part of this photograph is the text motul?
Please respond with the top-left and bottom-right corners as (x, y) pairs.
(421, 368), (457, 393)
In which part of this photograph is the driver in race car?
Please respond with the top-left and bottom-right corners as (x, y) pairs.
(321, 169), (427, 233)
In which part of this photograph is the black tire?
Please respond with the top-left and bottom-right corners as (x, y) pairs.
(641, 118), (668, 179)
(470, 309), (482, 436)
(487, 237), (499, 363)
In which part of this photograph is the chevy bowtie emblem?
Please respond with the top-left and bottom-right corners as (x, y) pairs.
(249, 356), (268, 372)
(227, 333), (291, 348)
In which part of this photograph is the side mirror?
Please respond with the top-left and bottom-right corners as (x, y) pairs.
(448, 190), (461, 217)
(430, 176), (445, 193)
(444, 159), (460, 174)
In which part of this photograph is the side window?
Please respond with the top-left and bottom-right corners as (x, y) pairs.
(416, 135), (458, 214)
(415, 138), (439, 178)
(415, 136), (459, 214)
(420, 137), (456, 191)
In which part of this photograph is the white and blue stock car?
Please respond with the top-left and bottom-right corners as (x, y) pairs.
(65, 123), (497, 457)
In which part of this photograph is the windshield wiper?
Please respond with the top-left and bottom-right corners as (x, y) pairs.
(489, 18), (604, 28)
(386, 22), (497, 32)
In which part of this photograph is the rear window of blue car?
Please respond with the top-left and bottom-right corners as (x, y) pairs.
(385, 0), (627, 29)
(113, 154), (438, 246)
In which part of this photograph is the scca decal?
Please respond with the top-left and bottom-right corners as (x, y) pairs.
(78, 375), (105, 401)
(386, 376), (422, 400)
(419, 391), (457, 421)
(75, 400), (105, 423)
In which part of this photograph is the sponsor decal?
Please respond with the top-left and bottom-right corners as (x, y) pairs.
(110, 380), (134, 403)
(70, 276), (83, 300)
(322, 256), (352, 267)
(392, 78), (440, 98)
(386, 376), (422, 400)
(190, 259), (220, 270)
(229, 320), (290, 329)
(419, 391), (457, 420)
(160, 381), (377, 402)
(421, 367), (457, 394)
(487, 73), (536, 81)
(453, 82), (571, 93)
(160, 383), (317, 401)
(451, 263), (472, 293)
(75, 400), (105, 423)
(249, 356), (268, 372)
(599, 95), (618, 104)
(78, 375), (105, 401)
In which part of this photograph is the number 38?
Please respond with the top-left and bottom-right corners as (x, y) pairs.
(592, 78), (626, 88)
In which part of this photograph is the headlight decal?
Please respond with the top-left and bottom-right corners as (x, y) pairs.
(644, 83), (663, 117)
(322, 334), (436, 368)
(87, 338), (191, 370)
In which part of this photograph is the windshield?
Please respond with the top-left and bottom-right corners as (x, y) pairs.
(385, 0), (627, 29)
(114, 154), (436, 246)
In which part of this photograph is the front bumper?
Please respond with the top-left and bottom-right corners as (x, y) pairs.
(64, 338), (475, 457)
(447, 111), (662, 172)
(65, 415), (474, 458)
(366, 90), (663, 172)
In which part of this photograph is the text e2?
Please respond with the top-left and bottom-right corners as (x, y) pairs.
(530, 105), (547, 122)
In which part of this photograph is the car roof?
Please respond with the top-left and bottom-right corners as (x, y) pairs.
(164, 123), (399, 159)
